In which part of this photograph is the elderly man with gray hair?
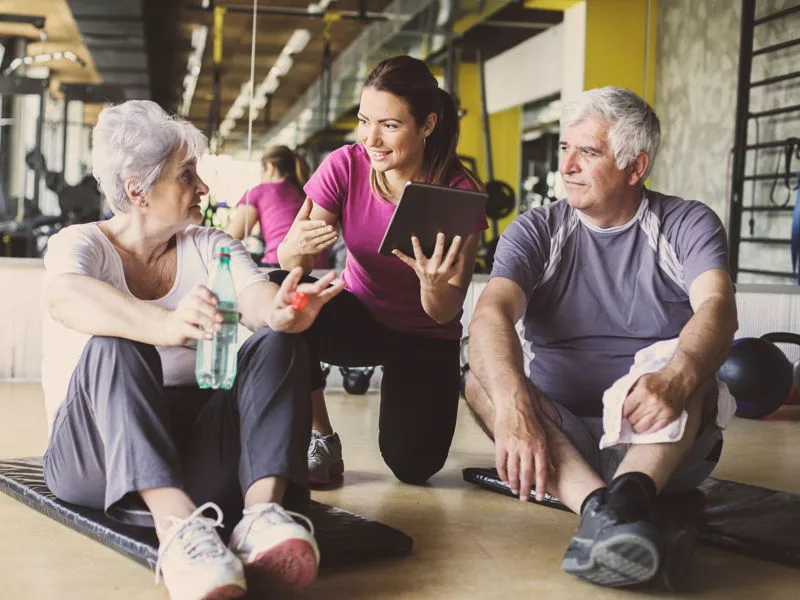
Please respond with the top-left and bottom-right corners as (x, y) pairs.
(465, 87), (738, 588)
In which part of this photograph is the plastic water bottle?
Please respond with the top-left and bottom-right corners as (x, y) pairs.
(195, 246), (238, 389)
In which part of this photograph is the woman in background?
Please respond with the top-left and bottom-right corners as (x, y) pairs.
(227, 146), (334, 269)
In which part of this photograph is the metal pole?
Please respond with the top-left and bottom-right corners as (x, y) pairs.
(728, 0), (755, 282)
(476, 46), (493, 182)
(32, 84), (45, 216)
(61, 97), (69, 175)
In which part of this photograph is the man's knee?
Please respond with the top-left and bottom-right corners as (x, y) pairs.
(463, 371), (495, 439)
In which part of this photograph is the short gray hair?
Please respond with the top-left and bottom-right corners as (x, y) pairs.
(91, 100), (207, 214)
(560, 87), (661, 179)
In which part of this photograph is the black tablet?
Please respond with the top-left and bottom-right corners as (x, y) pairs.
(378, 182), (488, 257)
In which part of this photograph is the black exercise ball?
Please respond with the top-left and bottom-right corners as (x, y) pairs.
(717, 337), (793, 419)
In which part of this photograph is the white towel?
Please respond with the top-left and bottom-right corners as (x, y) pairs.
(599, 338), (736, 449)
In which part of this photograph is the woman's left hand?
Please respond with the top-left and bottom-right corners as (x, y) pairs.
(269, 267), (343, 333)
(392, 233), (462, 293)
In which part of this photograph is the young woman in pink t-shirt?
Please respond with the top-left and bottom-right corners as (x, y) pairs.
(273, 55), (488, 486)
(226, 145), (332, 268)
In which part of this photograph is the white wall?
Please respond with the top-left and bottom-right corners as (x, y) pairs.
(483, 1), (586, 114)
(484, 25), (564, 115)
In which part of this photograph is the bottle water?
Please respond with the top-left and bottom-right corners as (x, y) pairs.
(196, 246), (238, 389)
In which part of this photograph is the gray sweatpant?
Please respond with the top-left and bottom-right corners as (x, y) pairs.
(43, 328), (311, 527)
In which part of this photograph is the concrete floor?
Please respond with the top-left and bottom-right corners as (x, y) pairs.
(0, 381), (798, 599)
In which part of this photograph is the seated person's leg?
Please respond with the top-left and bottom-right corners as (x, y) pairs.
(192, 327), (319, 592)
(465, 372), (666, 587)
(612, 378), (720, 492)
(562, 379), (719, 588)
(463, 372), (606, 513)
(45, 336), (246, 600)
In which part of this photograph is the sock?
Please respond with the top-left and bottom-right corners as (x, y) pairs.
(579, 487), (607, 515)
(609, 472), (658, 504)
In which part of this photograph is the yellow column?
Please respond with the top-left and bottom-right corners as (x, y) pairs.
(457, 62), (521, 239)
(583, 0), (658, 104)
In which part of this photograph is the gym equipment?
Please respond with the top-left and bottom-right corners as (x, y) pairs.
(0, 457), (412, 570)
(25, 150), (102, 224)
(717, 334), (797, 419)
(484, 180), (516, 221)
(340, 366), (375, 395)
(463, 467), (800, 571)
(320, 362), (332, 390)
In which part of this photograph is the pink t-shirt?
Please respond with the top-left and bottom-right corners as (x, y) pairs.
(241, 180), (331, 268)
(304, 143), (488, 340)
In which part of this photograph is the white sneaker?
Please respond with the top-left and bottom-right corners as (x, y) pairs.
(155, 502), (247, 600)
(229, 502), (320, 592)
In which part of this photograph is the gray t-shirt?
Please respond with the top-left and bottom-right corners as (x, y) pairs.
(491, 190), (729, 417)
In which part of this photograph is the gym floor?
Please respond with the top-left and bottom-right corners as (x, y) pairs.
(0, 381), (798, 599)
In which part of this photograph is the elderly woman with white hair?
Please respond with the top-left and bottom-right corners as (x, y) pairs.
(41, 100), (342, 600)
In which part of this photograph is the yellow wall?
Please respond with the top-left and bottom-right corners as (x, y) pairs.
(584, 0), (658, 104)
(524, 0), (582, 9)
(457, 62), (521, 239)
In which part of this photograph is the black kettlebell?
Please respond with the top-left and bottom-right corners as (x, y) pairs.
(717, 332), (799, 419)
(319, 362), (332, 390)
(340, 366), (375, 395)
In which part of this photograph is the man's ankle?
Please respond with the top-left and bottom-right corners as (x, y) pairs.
(579, 486), (607, 515)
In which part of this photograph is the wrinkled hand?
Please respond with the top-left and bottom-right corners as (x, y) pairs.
(161, 284), (223, 346)
(494, 400), (555, 502)
(281, 198), (338, 257)
(622, 371), (687, 434)
(268, 267), (343, 333)
(392, 232), (462, 292)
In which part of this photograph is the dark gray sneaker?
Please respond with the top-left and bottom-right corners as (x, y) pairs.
(308, 430), (344, 487)
(562, 489), (663, 587)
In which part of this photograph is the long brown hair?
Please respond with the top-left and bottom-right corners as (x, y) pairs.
(363, 55), (481, 199)
(261, 145), (310, 194)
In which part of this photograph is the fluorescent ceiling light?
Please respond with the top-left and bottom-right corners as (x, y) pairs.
(273, 54), (293, 77)
(286, 29), (311, 55)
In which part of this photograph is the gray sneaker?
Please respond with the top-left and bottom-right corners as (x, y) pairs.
(562, 489), (662, 588)
(308, 430), (344, 486)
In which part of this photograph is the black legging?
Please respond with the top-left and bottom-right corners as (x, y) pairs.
(269, 270), (461, 484)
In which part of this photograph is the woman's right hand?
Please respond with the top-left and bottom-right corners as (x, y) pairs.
(281, 198), (338, 257)
(159, 284), (223, 346)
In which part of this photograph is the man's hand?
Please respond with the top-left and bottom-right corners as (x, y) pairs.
(622, 371), (689, 434)
(494, 396), (554, 502)
(268, 267), (343, 333)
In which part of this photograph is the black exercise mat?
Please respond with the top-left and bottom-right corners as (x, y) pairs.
(0, 457), (412, 570)
(463, 467), (800, 569)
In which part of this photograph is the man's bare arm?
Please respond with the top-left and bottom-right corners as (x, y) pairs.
(468, 277), (553, 501)
(468, 277), (530, 413)
(662, 268), (738, 393)
(624, 268), (738, 433)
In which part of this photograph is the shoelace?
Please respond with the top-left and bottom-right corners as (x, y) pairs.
(154, 502), (226, 584)
(308, 434), (334, 460)
(237, 502), (315, 543)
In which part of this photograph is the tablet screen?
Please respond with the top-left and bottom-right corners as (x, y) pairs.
(378, 182), (488, 257)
